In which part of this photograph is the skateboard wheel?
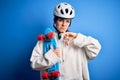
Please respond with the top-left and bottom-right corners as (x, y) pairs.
(52, 71), (60, 78)
(46, 32), (54, 39)
(38, 35), (45, 41)
(42, 72), (49, 79)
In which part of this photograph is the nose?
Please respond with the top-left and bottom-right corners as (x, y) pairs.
(62, 20), (66, 26)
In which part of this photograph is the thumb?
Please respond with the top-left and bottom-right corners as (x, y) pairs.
(50, 45), (54, 50)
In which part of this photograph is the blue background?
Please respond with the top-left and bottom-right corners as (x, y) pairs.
(0, 0), (120, 80)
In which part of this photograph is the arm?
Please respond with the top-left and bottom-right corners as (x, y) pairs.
(30, 41), (60, 70)
(73, 33), (101, 60)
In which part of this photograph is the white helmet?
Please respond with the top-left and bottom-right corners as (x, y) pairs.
(54, 2), (75, 19)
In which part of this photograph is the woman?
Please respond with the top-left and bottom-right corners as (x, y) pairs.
(30, 2), (101, 80)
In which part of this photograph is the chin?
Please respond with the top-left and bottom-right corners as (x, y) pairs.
(59, 29), (67, 33)
(60, 31), (66, 33)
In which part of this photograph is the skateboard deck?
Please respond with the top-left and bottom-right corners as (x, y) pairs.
(38, 28), (60, 80)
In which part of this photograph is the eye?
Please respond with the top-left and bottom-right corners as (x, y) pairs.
(66, 20), (70, 23)
(58, 18), (63, 22)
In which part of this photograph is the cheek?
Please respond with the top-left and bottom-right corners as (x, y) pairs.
(67, 22), (70, 26)
(56, 23), (62, 28)
(56, 24), (60, 29)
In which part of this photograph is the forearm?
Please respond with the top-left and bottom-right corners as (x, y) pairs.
(73, 33), (101, 59)
(30, 49), (60, 70)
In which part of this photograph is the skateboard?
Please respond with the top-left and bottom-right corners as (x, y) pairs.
(38, 28), (60, 80)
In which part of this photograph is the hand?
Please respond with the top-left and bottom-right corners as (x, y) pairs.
(50, 45), (60, 57)
(64, 32), (77, 45)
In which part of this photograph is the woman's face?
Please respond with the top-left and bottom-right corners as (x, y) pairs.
(55, 18), (71, 33)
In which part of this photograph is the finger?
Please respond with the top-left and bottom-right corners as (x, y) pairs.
(66, 32), (75, 37)
(64, 34), (69, 40)
(64, 34), (68, 39)
(64, 36), (69, 40)
(65, 32), (70, 37)
(56, 47), (60, 51)
(50, 45), (54, 50)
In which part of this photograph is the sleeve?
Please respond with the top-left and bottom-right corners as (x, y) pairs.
(73, 33), (101, 60)
(30, 41), (60, 70)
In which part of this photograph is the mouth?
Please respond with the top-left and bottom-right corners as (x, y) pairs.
(60, 27), (66, 30)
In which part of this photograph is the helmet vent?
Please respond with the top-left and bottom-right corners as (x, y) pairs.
(60, 9), (64, 14)
(58, 5), (60, 8)
(70, 10), (72, 15)
(65, 9), (68, 13)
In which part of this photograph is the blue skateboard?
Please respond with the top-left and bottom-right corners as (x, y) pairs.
(38, 28), (60, 80)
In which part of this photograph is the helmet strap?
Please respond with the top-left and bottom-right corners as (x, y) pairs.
(53, 24), (69, 40)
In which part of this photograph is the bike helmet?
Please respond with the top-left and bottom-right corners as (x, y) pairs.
(54, 2), (75, 19)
